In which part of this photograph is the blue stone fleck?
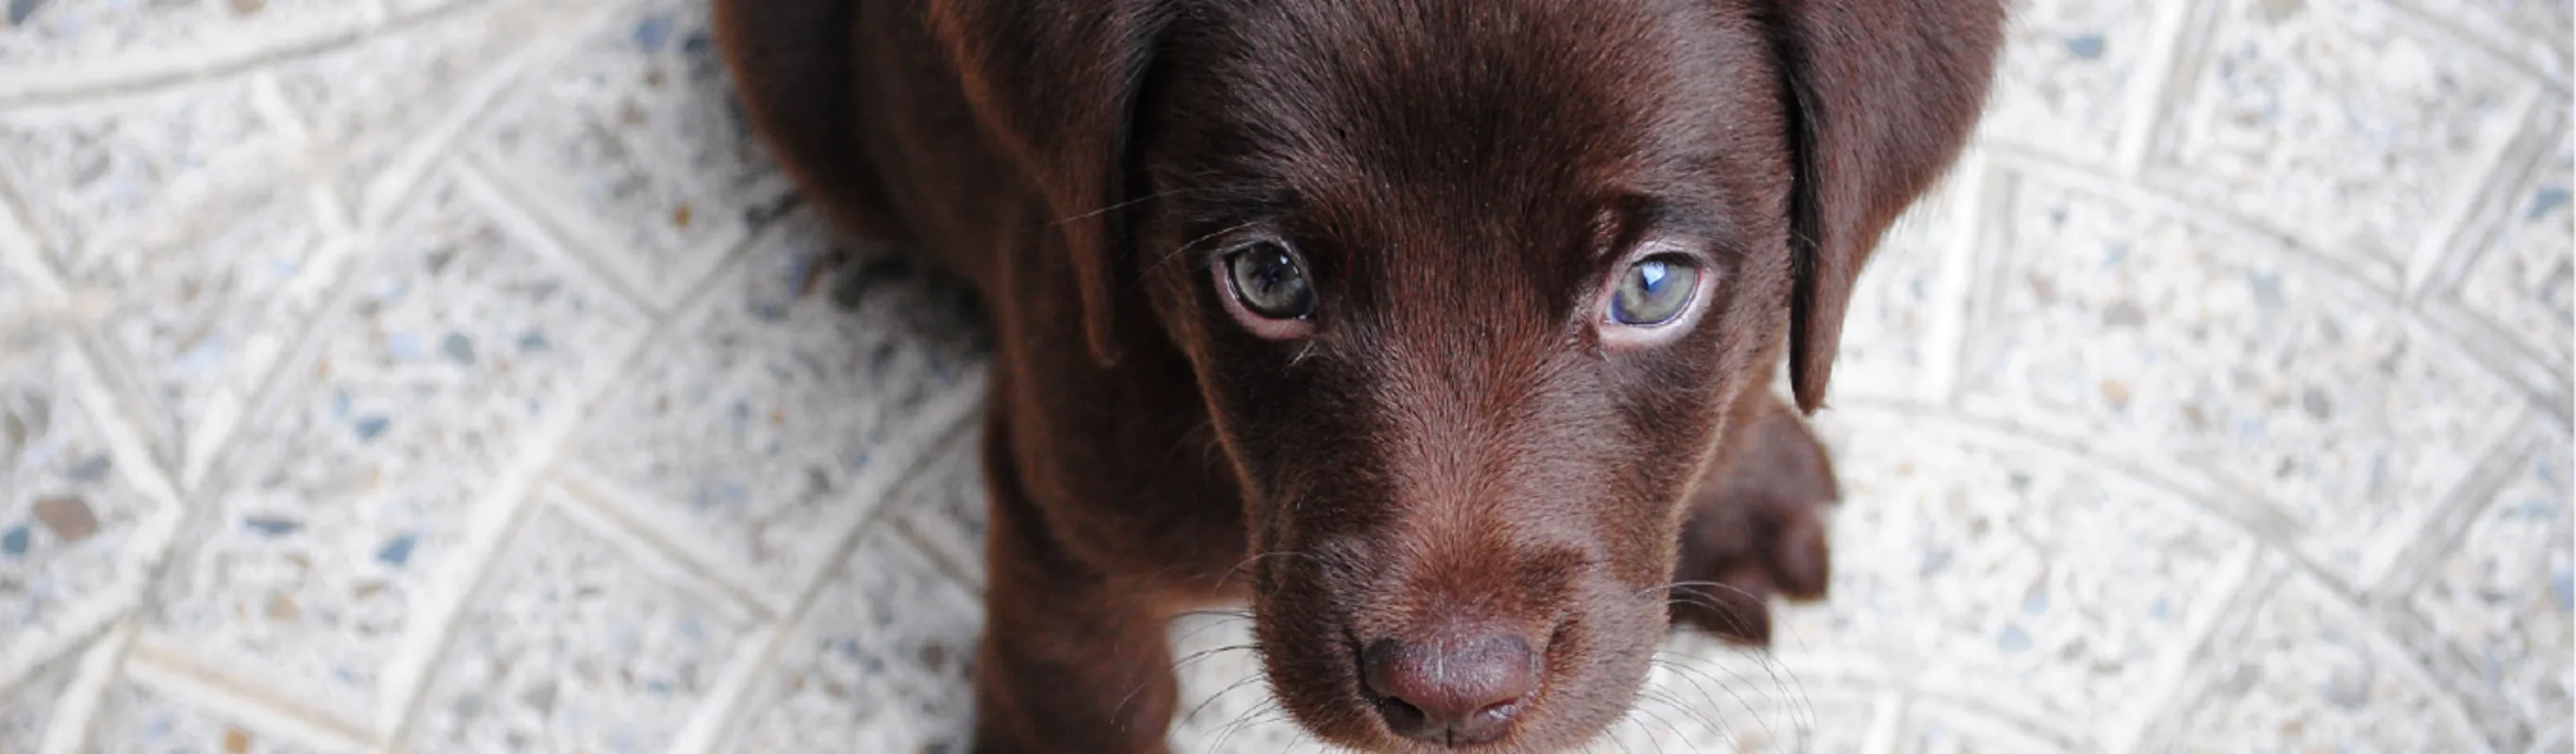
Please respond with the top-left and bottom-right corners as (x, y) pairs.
(2552, 567), (2571, 611)
(388, 332), (426, 360)
(1998, 624), (2032, 652)
(174, 336), (224, 374)
(244, 516), (301, 536)
(354, 416), (391, 441)
(377, 533), (419, 567)
(2247, 271), (2284, 312)
(681, 32), (713, 57)
(2148, 598), (2171, 619)
(2530, 186), (2569, 221)
(2023, 588), (2050, 615)
(6, 0), (45, 25)
(66, 454), (111, 483)
(635, 15), (674, 51)
(2062, 33), (2105, 59)
(442, 333), (476, 365)
(332, 390), (352, 419)
(518, 332), (552, 352)
(1, 525), (27, 556)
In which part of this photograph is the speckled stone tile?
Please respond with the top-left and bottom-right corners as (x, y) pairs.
(0, 79), (295, 271)
(886, 423), (989, 589)
(2411, 437), (2573, 728)
(1983, 0), (2159, 159)
(1899, 699), (2075, 753)
(2395, 0), (2575, 81)
(1829, 177), (1968, 404)
(463, 0), (781, 303)
(2147, 0), (2532, 287)
(142, 172), (644, 726)
(405, 500), (753, 754)
(722, 526), (979, 753)
(71, 183), (340, 479)
(0, 0), (376, 78)
(2151, 574), (2486, 752)
(1959, 171), (2525, 584)
(1789, 407), (2248, 740)
(92, 672), (354, 754)
(0, 636), (86, 749)
(2456, 126), (2573, 368)
(1, 336), (163, 669)
(571, 216), (983, 600)
(1164, 612), (1308, 753)
(265, 0), (568, 218)
(1611, 661), (1885, 754)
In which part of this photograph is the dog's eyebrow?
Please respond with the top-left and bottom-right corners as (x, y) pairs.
(1603, 194), (1740, 259)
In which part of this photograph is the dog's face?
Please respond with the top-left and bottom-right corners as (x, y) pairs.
(925, 0), (2000, 748)
(1126, 2), (1789, 749)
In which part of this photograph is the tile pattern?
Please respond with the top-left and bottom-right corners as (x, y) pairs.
(0, 0), (2567, 751)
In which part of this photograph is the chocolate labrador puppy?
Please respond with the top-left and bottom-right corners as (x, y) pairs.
(713, 0), (2004, 750)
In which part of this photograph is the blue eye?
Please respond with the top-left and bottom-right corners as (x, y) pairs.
(1609, 257), (1699, 326)
(1225, 240), (1314, 320)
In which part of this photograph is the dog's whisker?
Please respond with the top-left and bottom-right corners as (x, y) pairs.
(1168, 642), (1258, 674)
(1207, 699), (1284, 753)
(1654, 650), (1803, 750)
(1653, 652), (1774, 727)
(1179, 673), (1270, 728)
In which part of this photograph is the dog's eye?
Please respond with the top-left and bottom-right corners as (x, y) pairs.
(1609, 256), (1700, 326)
(1224, 241), (1314, 320)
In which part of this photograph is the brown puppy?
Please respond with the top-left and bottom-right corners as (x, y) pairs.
(713, 1), (2004, 751)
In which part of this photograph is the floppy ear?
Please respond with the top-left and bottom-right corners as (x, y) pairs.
(923, 0), (1167, 366)
(1767, 0), (2006, 413)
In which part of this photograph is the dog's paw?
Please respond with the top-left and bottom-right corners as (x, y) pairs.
(1667, 400), (1837, 646)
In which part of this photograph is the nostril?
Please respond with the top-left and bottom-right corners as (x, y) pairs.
(1360, 633), (1538, 746)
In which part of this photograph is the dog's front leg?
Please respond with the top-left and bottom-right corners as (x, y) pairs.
(1667, 394), (1839, 646)
(970, 414), (1181, 754)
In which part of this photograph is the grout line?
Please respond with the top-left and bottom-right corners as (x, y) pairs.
(2309, 578), (2507, 754)
(0, 348), (189, 695)
(2405, 85), (2552, 301)
(2099, 542), (2267, 754)
(552, 467), (785, 617)
(2408, 299), (2575, 428)
(245, 70), (314, 142)
(888, 506), (986, 595)
(2416, 98), (2569, 303)
(1917, 150), (1992, 407)
(2381, 0), (2573, 92)
(1989, 142), (2407, 299)
(2360, 422), (2547, 597)
(122, 634), (379, 751)
(452, 154), (663, 315)
(2107, 0), (2201, 176)
(1858, 691), (1907, 754)
(357, 0), (609, 230)
(33, 620), (136, 754)
(667, 374), (990, 754)
(378, 171), (790, 747)
(0, 0), (499, 107)
(1835, 397), (2293, 544)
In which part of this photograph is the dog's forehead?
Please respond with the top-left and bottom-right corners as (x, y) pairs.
(1151, 0), (1779, 241)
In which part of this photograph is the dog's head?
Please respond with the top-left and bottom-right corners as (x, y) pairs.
(931, 0), (2002, 748)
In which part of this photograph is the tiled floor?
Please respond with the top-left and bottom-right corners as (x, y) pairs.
(0, 0), (2568, 751)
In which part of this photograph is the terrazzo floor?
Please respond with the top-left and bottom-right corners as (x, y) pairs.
(0, 0), (2569, 751)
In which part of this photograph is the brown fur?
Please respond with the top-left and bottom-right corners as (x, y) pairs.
(713, 1), (2004, 751)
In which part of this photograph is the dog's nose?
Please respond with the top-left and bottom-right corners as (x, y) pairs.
(1360, 632), (1537, 746)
